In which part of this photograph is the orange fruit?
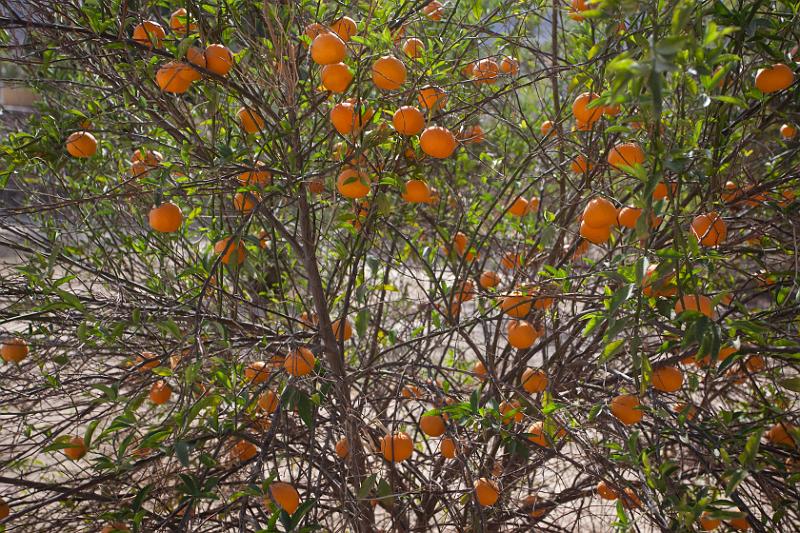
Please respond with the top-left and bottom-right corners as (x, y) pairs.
(540, 120), (554, 136)
(135, 352), (160, 372)
(403, 38), (424, 58)
(268, 482), (300, 514)
(392, 106), (425, 136)
(473, 361), (487, 380)
(570, 155), (590, 174)
(330, 16), (357, 41)
(186, 45), (207, 72)
(169, 8), (197, 35)
(754, 63), (794, 93)
(604, 104), (621, 116)
(607, 142), (645, 171)
(380, 432), (413, 462)
(258, 390), (279, 413)
(521, 368), (548, 393)
(372, 55), (406, 90)
(417, 85), (447, 111)
(690, 212), (727, 246)
(66, 131), (97, 158)
(307, 178), (325, 194)
(440, 436), (457, 458)
(237, 107), (265, 134)
(766, 422), (797, 447)
(156, 62), (193, 93)
(499, 292), (532, 318)
(500, 252), (520, 269)
(331, 318), (353, 341)
(651, 366), (683, 392)
(320, 62), (353, 93)
(148, 202), (183, 233)
(699, 513), (721, 531)
(642, 264), (676, 298)
(617, 206), (642, 229)
(579, 222), (611, 244)
(507, 196), (528, 217)
(303, 23), (328, 43)
(572, 92), (602, 124)
(507, 320), (539, 349)
(311, 32), (346, 65)
(526, 421), (551, 447)
(652, 181), (674, 201)
(500, 56), (519, 76)
(284, 347), (316, 377)
(420, 414), (446, 436)
(480, 271), (501, 289)
(727, 515), (751, 530)
(337, 168), (371, 199)
(674, 293), (714, 318)
(423, 1), (444, 20)
(205, 44), (234, 76)
(583, 197), (617, 228)
(238, 162), (271, 186)
(780, 124), (797, 139)
(402, 179), (431, 203)
(596, 481), (617, 500)
(335, 437), (349, 458)
(620, 488), (641, 509)
(231, 439), (258, 462)
(721, 181), (740, 202)
(420, 126), (457, 158)
(100, 523), (129, 533)
(673, 402), (697, 420)
(1, 337), (29, 363)
(459, 125), (485, 144)
(474, 478), (500, 506)
(63, 436), (87, 460)
(132, 21), (166, 48)
(149, 380), (172, 404)
(472, 58), (499, 84)
(745, 355), (765, 373)
(610, 394), (643, 425)
(233, 192), (261, 213)
(214, 237), (247, 265)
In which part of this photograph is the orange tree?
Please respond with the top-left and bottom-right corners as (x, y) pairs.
(0, 0), (799, 531)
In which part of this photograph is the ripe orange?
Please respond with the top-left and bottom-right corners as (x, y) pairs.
(521, 368), (548, 393)
(507, 196), (528, 217)
(596, 480), (618, 500)
(420, 126), (457, 158)
(674, 294), (713, 318)
(617, 206), (641, 229)
(580, 221), (611, 244)
(526, 421), (551, 447)
(337, 168), (371, 199)
(269, 482), (300, 514)
(335, 437), (349, 458)
(766, 422), (797, 447)
(651, 366), (683, 392)
(754, 63), (794, 93)
(472, 58), (499, 84)
(66, 131), (97, 158)
(214, 237), (247, 265)
(169, 8), (197, 35)
(307, 178), (325, 194)
(63, 436), (87, 460)
(238, 162), (271, 186)
(100, 523), (129, 533)
(402, 179), (431, 203)
(474, 478), (500, 507)
(610, 394), (643, 425)
(233, 192), (261, 213)
(205, 44), (234, 76)
(149, 380), (172, 404)
(372, 55), (406, 90)
(480, 271), (501, 289)
(652, 181), (674, 201)
(499, 292), (532, 318)
(148, 202), (183, 233)
(237, 107), (265, 134)
(231, 439), (258, 462)
(258, 390), (279, 413)
(403, 38), (424, 58)
(392, 106), (425, 136)
(1, 337), (29, 363)
(303, 23), (328, 43)
(690, 212), (727, 246)
(473, 361), (487, 381)
(132, 149), (163, 166)
(135, 351), (160, 372)
(540, 120), (554, 136)
(320, 62), (353, 93)
(699, 513), (721, 531)
(331, 318), (353, 341)
(570, 155), (590, 174)
(507, 320), (539, 349)
(500, 56), (519, 76)
(642, 264), (676, 297)
(780, 124), (797, 139)
(727, 515), (751, 530)
(156, 62), (193, 93)
(607, 142), (645, 171)
(423, 1), (444, 20)
(440, 436), (457, 458)
(311, 32), (346, 65)
(284, 347), (315, 377)
(673, 402), (697, 420)
(380, 432), (413, 462)
(186, 46), (207, 74)
(620, 488), (642, 509)
(132, 21), (166, 48)
(583, 197), (617, 228)
(330, 16), (357, 41)
(417, 85), (447, 111)
(572, 92), (603, 124)
(501, 252), (520, 269)
(420, 414), (446, 436)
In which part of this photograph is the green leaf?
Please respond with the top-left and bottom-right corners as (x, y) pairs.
(175, 440), (190, 467)
(357, 474), (376, 499)
(738, 429), (763, 467)
(778, 377), (800, 392)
